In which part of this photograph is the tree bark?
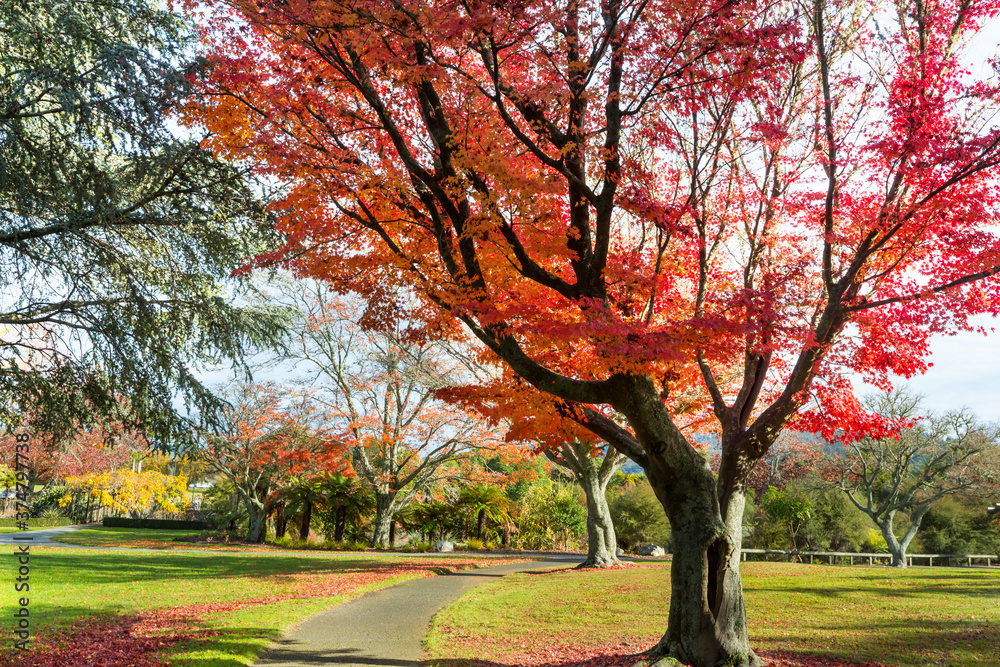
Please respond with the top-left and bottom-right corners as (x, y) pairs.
(245, 498), (267, 543)
(615, 377), (759, 667)
(642, 468), (756, 667)
(299, 499), (312, 541)
(371, 491), (396, 547)
(579, 465), (620, 567)
(275, 501), (287, 539)
(879, 506), (929, 567)
(334, 504), (346, 542)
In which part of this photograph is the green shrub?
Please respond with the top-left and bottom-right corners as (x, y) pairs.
(798, 487), (869, 552)
(861, 528), (889, 553)
(464, 538), (485, 550)
(912, 496), (1000, 555)
(609, 481), (670, 551)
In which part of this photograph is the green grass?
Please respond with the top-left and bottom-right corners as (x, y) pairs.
(424, 562), (1000, 666)
(50, 526), (208, 547)
(2, 547), (509, 666)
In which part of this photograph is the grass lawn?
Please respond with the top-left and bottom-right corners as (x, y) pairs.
(50, 526), (223, 548)
(0, 547), (528, 667)
(424, 562), (1000, 667)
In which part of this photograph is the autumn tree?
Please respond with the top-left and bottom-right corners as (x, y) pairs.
(0, 416), (144, 490)
(827, 389), (1000, 567)
(457, 374), (630, 566)
(263, 278), (501, 547)
(0, 0), (287, 444)
(188, 0), (1000, 664)
(59, 470), (187, 521)
(199, 383), (347, 542)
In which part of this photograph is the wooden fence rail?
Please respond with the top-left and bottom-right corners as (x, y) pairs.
(741, 548), (999, 567)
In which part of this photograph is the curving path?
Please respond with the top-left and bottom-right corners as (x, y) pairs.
(254, 557), (578, 667)
(0, 523), (103, 548)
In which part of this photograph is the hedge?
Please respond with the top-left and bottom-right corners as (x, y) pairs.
(0, 517), (74, 527)
(102, 517), (208, 530)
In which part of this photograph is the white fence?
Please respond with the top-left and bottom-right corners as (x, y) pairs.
(742, 548), (999, 567)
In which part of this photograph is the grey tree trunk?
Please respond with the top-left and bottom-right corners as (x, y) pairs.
(245, 498), (268, 543)
(371, 491), (396, 547)
(545, 440), (626, 568)
(879, 506), (929, 568)
(579, 467), (620, 567)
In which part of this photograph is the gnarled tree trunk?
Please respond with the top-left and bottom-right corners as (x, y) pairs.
(612, 377), (760, 667)
(879, 505), (930, 568)
(545, 439), (628, 568)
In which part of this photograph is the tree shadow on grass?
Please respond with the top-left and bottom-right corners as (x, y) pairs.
(0, 606), (277, 667)
(745, 581), (999, 600)
(18, 550), (498, 587)
(752, 615), (998, 666)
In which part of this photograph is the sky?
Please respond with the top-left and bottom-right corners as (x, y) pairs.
(867, 315), (1000, 422)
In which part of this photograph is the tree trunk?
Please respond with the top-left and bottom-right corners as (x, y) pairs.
(275, 501), (287, 539)
(334, 504), (346, 542)
(371, 491), (396, 547)
(642, 470), (756, 667)
(616, 377), (758, 667)
(578, 469), (620, 567)
(389, 519), (396, 546)
(299, 499), (312, 541)
(245, 498), (267, 543)
(477, 508), (486, 540)
(879, 506), (929, 568)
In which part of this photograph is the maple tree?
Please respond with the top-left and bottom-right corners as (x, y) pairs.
(199, 383), (348, 542)
(261, 278), (504, 547)
(826, 388), (1000, 567)
(186, 0), (1000, 663)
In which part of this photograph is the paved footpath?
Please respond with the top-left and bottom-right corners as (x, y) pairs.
(0, 523), (103, 548)
(255, 557), (578, 667)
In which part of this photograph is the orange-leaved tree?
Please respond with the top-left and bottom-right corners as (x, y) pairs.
(185, 0), (1000, 663)
(264, 278), (508, 547)
(200, 383), (348, 542)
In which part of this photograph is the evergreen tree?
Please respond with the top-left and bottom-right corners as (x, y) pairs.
(0, 0), (287, 443)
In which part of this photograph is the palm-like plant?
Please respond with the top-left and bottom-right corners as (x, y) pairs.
(458, 485), (509, 541)
(278, 476), (324, 541)
(317, 473), (374, 542)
